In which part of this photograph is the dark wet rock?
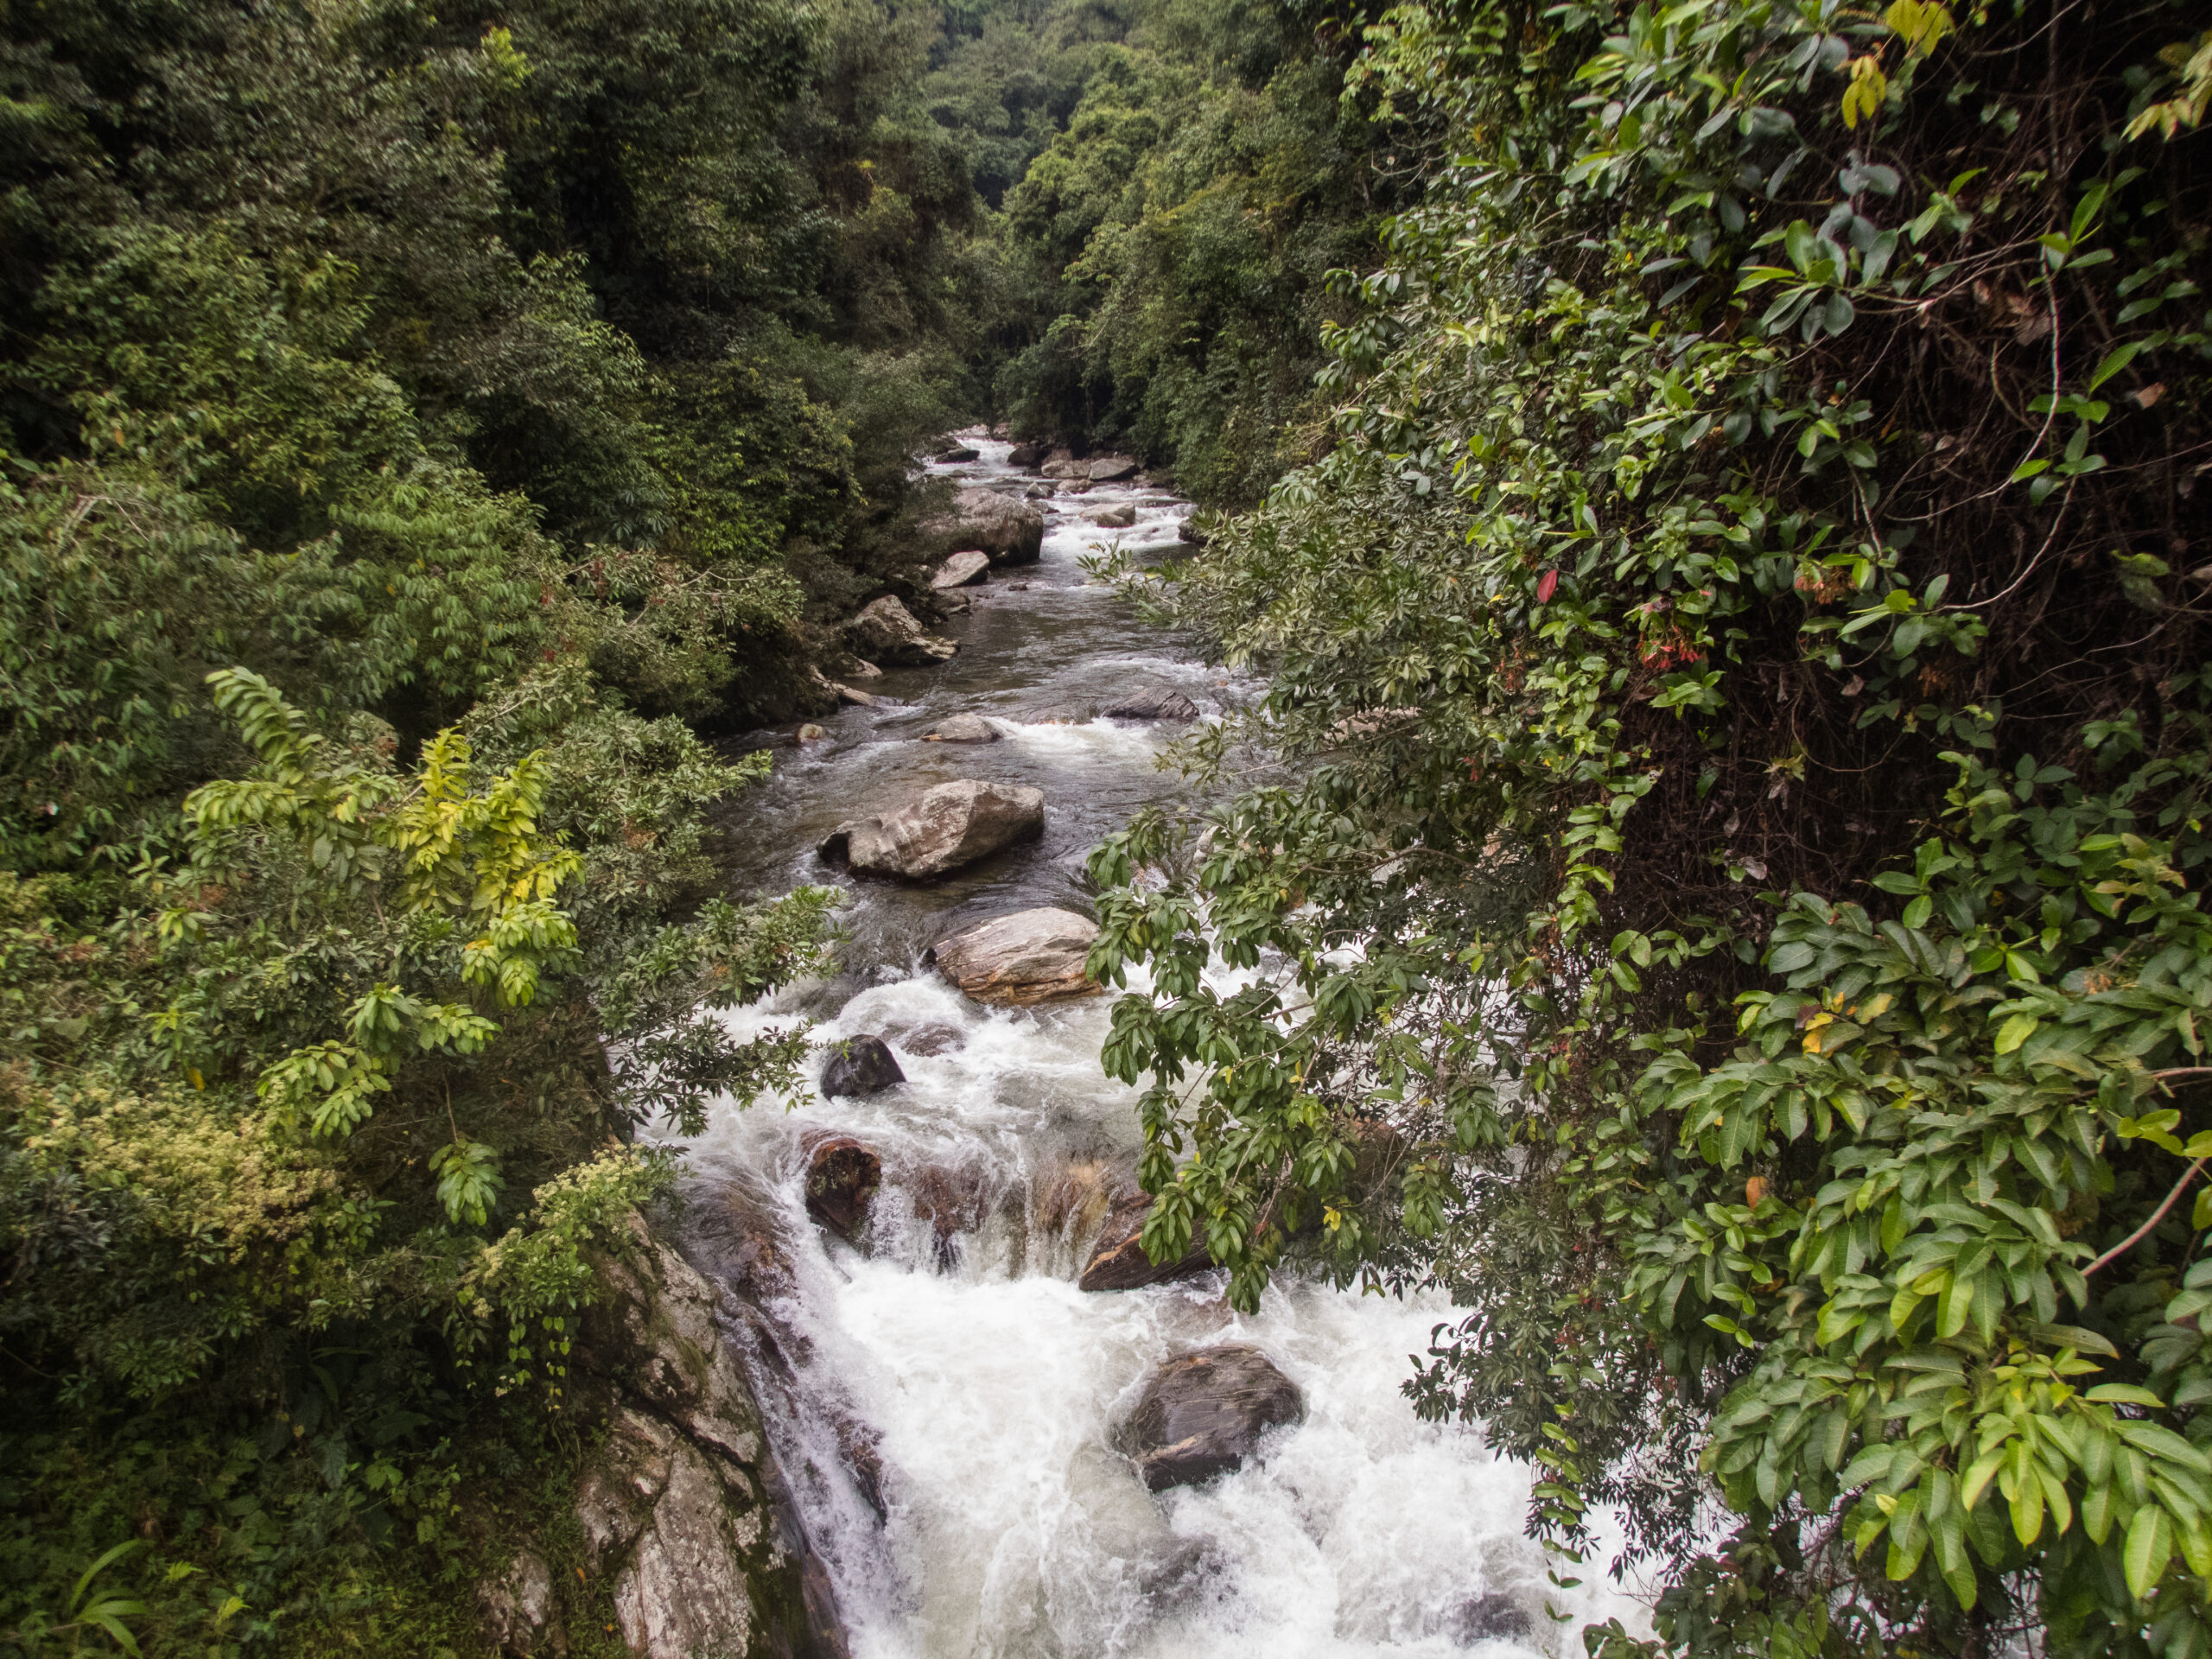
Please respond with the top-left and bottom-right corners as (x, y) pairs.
(909, 1164), (988, 1262)
(818, 779), (1044, 879)
(941, 443), (981, 463)
(932, 550), (990, 589)
(928, 487), (1044, 565)
(1446, 1591), (1533, 1644)
(846, 595), (957, 666)
(1177, 518), (1210, 548)
(1102, 686), (1200, 721)
(1088, 455), (1140, 482)
(923, 714), (999, 744)
(1079, 1188), (1213, 1291)
(1085, 504), (1137, 528)
(1115, 1345), (1305, 1492)
(831, 1412), (887, 1521)
(720, 1186), (800, 1301)
(937, 590), (973, 615)
(821, 1035), (905, 1098)
(1007, 442), (1046, 468)
(928, 907), (1101, 1007)
(804, 1135), (881, 1241)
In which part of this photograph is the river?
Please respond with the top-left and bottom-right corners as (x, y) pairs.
(678, 438), (1649, 1657)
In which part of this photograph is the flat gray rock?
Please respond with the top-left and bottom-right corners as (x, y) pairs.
(932, 550), (990, 588)
(928, 487), (1044, 565)
(847, 595), (957, 666)
(1088, 456), (1140, 482)
(927, 908), (1100, 1006)
(819, 779), (1043, 879)
(1102, 686), (1199, 721)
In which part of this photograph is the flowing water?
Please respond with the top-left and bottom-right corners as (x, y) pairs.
(676, 439), (1651, 1657)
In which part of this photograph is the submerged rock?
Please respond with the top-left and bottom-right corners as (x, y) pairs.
(1078, 1189), (1213, 1291)
(1177, 518), (1210, 547)
(1085, 504), (1136, 528)
(923, 713), (1000, 744)
(1102, 686), (1199, 721)
(818, 779), (1044, 879)
(804, 1135), (881, 1241)
(1446, 1591), (1533, 1644)
(846, 595), (957, 666)
(1115, 1344), (1305, 1491)
(895, 1022), (966, 1056)
(820, 1035), (904, 1097)
(928, 907), (1101, 1006)
(932, 550), (990, 589)
(1021, 702), (1094, 725)
(928, 487), (1045, 565)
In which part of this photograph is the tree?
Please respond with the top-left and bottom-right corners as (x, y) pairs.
(1087, 0), (2212, 1648)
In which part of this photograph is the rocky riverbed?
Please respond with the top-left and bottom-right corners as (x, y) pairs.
(616, 434), (1648, 1657)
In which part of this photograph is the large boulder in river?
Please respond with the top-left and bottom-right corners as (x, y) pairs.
(818, 779), (1044, 879)
(929, 487), (1044, 566)
(1079, 1189), (1213, 1291)
(1085, 504), (1136, 529)
(821, 1035), (904, 1098)
(1116, 1345), (1305, 1492)
(932, 550), (990, 589)
(846, 595), (957, 666)
(1102, 686), (1199, 721)
(928, 908), (1100, 1006)
(1007, 442), (1046, 468)
(1088, 456), (1140, 482)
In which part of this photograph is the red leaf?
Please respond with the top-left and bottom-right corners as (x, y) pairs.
(1535, 569), (1559, 603)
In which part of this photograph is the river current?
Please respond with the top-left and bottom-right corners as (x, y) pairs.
(677, 439), (1649, 1656)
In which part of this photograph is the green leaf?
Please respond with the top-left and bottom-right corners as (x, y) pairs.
(2126, 1503), (2173, 1599)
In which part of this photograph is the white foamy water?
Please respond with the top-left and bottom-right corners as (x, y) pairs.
(677, 438), (1652, 1656)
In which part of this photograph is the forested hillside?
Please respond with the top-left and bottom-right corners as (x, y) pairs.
(14, 0), (2209, 1649)
(0, 0), (1383, 1649)
(1088, 0), (2212, 1651)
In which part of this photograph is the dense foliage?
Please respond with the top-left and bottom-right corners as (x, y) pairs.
(1088, 0), (2212, 1650)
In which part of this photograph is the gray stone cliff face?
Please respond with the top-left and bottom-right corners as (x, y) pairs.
(479, 1217), (846, 1659)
